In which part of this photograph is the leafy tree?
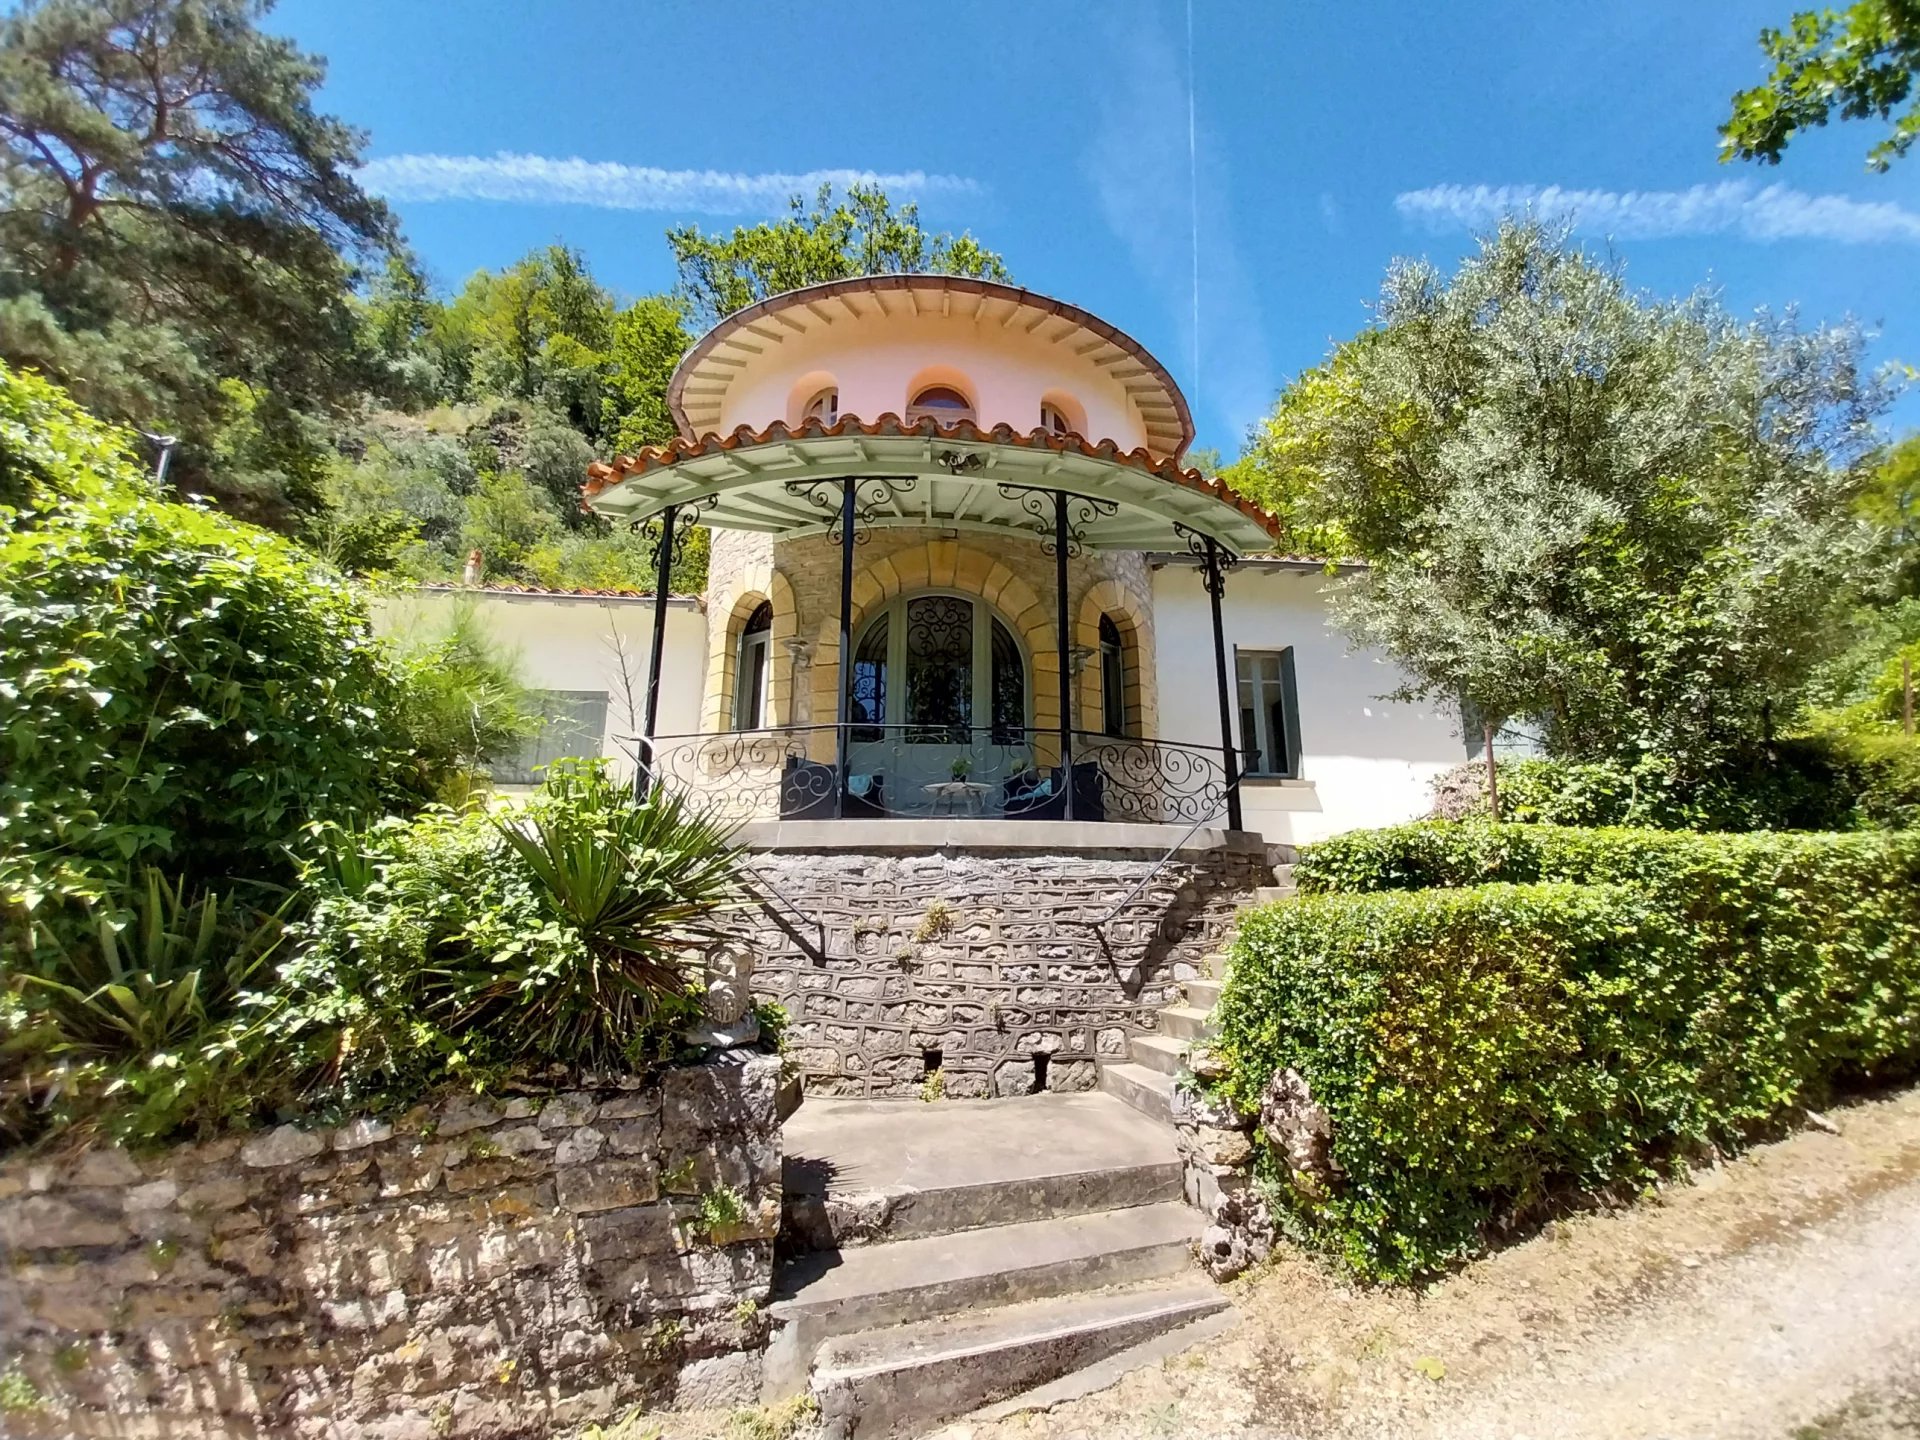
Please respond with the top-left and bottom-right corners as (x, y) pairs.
(1261, 220), (1890, 773)
(1857, 433), (1920, 594)
(603, 295), (692, 452)
(669, 182), (1009, 331)
(1722, 0), (1920, 170)
(0, 0), (395, 484)
(461, 470), (559, 576)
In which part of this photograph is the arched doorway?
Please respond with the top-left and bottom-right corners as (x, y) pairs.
(848, 591), (1029, 812)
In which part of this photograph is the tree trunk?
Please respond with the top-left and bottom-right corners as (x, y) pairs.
(1483, 723), (1500, 822)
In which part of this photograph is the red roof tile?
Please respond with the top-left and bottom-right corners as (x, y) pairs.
(582, 413), (1284, 544)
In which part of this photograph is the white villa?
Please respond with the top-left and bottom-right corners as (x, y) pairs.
(378, 274), (1469, 1101)
(383, 274), (1465, 849)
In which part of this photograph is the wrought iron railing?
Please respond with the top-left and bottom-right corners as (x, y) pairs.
(624, 724), (1234, 826)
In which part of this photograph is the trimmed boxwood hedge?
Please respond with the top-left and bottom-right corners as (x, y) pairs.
(1215, 826), (1920, 1281)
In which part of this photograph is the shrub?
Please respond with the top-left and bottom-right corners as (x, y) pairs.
(1219, 828), (1920, 1280)
(0, 488), (418, 940)
(1, 871), (290, 1146)
(0, 361), (157, 526)
(1296, 819), (1920, 896)
(1428, 744), (1864, 832)
(248, 762), (743, 1117)
(384, 603), (541, 803)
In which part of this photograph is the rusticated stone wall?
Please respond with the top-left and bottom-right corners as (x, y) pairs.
(0, 1055), (783, 1438)
(735, 844), (1267, 1099)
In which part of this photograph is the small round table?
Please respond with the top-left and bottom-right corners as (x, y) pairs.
(922, 780), (991, 816)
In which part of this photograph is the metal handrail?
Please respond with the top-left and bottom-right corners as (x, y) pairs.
(1083, 770), (1249, 932)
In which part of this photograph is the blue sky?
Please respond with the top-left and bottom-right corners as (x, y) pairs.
(273, 0), (1920, 453)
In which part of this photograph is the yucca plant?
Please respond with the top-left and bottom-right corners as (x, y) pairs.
(479, 761), (745, 1068)
(15, 870), (290, 1061)
(2, 870), (292, 1145)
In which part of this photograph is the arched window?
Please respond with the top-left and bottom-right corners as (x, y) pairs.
(1099, 614), (1127, 737)
(1040, 401), (1072, 436)
(802, 387), (838, 424)
(732, 601), (772, 730)
(906, 384), (975, 426)
(849, 593), (1027, 744)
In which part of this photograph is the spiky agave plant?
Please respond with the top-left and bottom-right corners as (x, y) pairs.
(3, 871), (291, 1143)
(486, 761), (745, 1069)
(16, 870), (289, 1061)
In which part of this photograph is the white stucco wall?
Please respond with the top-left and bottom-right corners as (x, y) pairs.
(1150, 562), (1466, 847)
(371, 590), (709, 778)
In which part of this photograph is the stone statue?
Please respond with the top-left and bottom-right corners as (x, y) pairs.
(682, 939), (760, 1050)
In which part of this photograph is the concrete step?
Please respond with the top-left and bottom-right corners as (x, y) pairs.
(969, 1304), (1238, 1424)
(780, 1092), (1182, 1250)
(811, 1278), (1229, 1439)
(1096, 1061), (1177, 1124)
(1252, 885), (1297, 904)
(1272, 862), (1295, 885)
(1183, 977), (1224, 1010)
(1128, 1033), (1190, 1078)
(1201, 950), (1231, 979)
(1157, 1004), (1217, 1042)
(768, 1201), (1202, 1369)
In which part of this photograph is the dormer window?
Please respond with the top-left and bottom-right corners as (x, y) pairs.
(907, 385), (975, 426)
(802, 387), (838, 425)
(1040, 402), (1072, 436)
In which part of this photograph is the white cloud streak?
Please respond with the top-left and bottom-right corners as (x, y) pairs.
(1083, 0), (1272, 444)
(356, 153), (984, 215)
(1396, 181), (1920, 245)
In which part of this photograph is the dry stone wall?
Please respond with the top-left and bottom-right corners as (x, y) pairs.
(0, 1054), (783, 1438)
(736, 845), (1267, 1098)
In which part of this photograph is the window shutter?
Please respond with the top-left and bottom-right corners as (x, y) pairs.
(1280, 647), (1303, 779)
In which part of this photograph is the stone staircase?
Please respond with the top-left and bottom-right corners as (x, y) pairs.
(763, 856), (1295, 1437)
(1095, 859), (1295, 1123)
(767, 1092), (1232, 1438)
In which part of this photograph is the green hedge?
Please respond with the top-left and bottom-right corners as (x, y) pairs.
(1217, 827), (1920, 1281)
(1292, 819), (1919, 896)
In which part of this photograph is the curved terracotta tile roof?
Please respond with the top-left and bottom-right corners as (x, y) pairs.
(414, 581), (700, 600)
(582, 412), (1283, 543)
(666, 274), (1196, 459)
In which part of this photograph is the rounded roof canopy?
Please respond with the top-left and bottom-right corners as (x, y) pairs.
(586, 275), (1282, 556)
(667, 273), (1196, 459)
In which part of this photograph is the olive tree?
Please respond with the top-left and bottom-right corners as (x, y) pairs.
(1249, 220), (1893, 778)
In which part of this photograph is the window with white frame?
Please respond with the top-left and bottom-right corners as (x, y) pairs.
(489, 690), (609, 785)
(733, 601), (772, 730)
(801, 386), (838, 425)
(906, 384), (975, 426)
(1040, 401), (1072, 436)
(1236, 648), (1301, 778)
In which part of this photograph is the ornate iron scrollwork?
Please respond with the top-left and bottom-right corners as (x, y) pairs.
(994, 484), (1119, 557)
(635, 492), (721, 563)
(782, 475), (918, 545)
(629, 723), (1233, 827)
(1173, 522), (1238, 597)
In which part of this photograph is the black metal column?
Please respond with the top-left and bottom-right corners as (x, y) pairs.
(637, 502), (679, 797)
(1204, 536), (1244, 832)
(833, 478), (856, 819)
(1055, 492), (1075, 821)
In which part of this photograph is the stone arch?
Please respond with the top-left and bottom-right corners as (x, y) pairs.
(808, 538), (1063, 757)
(702, 565), (797, 733)
(1076, 577), (1156, 740)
